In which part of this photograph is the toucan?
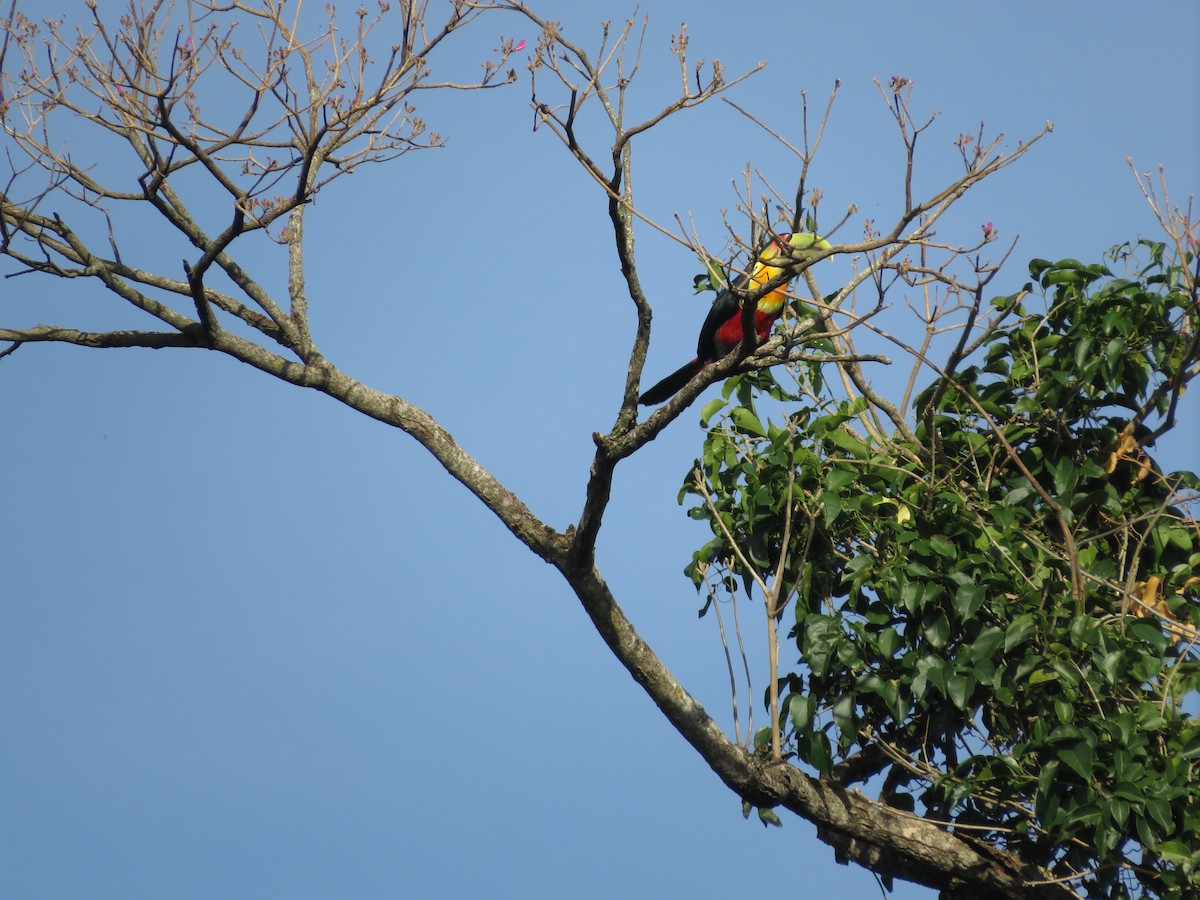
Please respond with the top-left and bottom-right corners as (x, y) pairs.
(638, 233), (830, 405)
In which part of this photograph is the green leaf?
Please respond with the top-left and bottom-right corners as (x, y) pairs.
(946, 674), (971, 710)
(752, 726), (772, 750)
(827, 428), (871, 459)
(1002, 483), (1035, 507)
(1060, 739), (1095, 781)
(822, 492), (843, 527)
(730, 407), (767, 437)
(1127, 619), (1170, 655)
(1146, 796), (1174, 831)
(1065, 801), (1103, 828)
(832, 694), (855, 732)
(1028, 258), (1054, 280)
(1100, 650), (1125, 685)
(804, 615), (841, 679)
(1004, 614), (1037, 652)
(824, 467), (857, 491)
(788, 693), (814, 733)
(1044, 264), (1086, 286)
(859, 674), (900, 717)
(923, 610), (951, 649)
(1135, 813), (1158, 851)
(757, 807), (783, 828)
(1050, 456), (1078, 497)
(875, 627), (902, 658)
(1179, 727), (1200, 760)
(699, 397), (727, 425)
(928, 534), (957, 559)
(803, 731), (833, 776)
(1054, 699), (1075, 724)
(969, 626), (1004, 662)
(953, 583), (985, 621)
(1073, 334), (1095, 369)
(1158, 841), (1194, 864)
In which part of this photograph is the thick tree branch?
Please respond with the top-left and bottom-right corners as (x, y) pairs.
(557, 561), (1076, 899)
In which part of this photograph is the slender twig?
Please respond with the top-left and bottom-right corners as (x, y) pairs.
(703, 565), (743, 746)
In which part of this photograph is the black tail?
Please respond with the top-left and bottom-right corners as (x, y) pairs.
(638, 358), (704, 405)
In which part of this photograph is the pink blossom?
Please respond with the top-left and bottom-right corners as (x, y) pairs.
(513, 39), (526, 52)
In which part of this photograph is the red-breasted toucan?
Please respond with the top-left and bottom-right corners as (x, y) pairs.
(638, 232), (830, 405)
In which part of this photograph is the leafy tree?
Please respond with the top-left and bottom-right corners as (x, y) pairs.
(686, 239), (1200, 898)
(1, 2), (1196, 897)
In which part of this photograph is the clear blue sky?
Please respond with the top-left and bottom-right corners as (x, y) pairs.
(2, 1), (1197, 898)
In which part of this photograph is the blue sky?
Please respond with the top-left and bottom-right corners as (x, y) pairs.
(2, 1), (1197, 898)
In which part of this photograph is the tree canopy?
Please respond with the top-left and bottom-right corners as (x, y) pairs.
(686, 241), (1200, 897)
